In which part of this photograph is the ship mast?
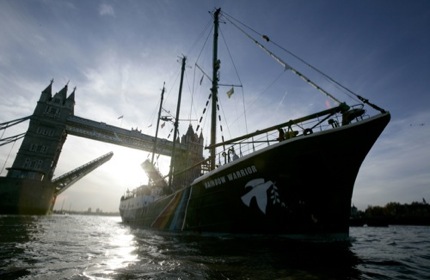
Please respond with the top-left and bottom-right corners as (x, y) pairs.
(151, 83), (165, 165)
(210, 8), (221, 170)
(168, 56), (187, 188)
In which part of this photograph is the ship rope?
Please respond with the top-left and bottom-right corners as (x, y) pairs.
(145, 60), (192, 171)
(219, 27), (248, 137)
(195, 92), (211, 133)
(188, 19), (213, 129)
(268, 39), (386, 112)
(222, 13), (341, 104)
(191, 24), (212, 113)
(216, 96), (226, 151)
(192, 16), (256, 158)
(221, 11), (387, 113)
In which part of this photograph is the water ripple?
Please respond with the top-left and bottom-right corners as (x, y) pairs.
(1, 216), (429, 279)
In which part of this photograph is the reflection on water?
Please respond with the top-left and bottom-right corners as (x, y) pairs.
(0, 215), (138, 280)
(0, 216), (35, 279)
(117, 228), (361, 279)
(1, 215), (429, 279)
(80, 219), (138, 279)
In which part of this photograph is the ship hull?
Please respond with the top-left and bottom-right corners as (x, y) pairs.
(120, 113), (390, 240)
(0, 177), (56, 215)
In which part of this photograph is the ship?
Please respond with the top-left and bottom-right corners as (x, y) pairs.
(119, 9), (390, 240)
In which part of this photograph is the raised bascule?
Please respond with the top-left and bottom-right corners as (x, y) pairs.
(0, 81), (202, 214)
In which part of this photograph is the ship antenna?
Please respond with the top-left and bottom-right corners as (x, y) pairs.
(209, 8), (221, 170)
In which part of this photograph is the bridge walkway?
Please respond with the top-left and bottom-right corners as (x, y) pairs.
(66, 116), (186, 156)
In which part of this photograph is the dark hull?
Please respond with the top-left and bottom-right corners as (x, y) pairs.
(0, 177), (56, 215)
(120, 113), (390, 240)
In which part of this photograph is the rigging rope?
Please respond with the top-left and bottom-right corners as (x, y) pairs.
(222, 13), (341, 104)
(216, 99), (226, 151)
(219, 27), (248, 136)
(221, 11), (387, 113)
(189, 20), (213, 125)
(195, 93), (211, 133)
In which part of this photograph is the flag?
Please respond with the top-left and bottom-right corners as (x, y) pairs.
(117, 115), (123, 119)
(226, 87), (234, 98)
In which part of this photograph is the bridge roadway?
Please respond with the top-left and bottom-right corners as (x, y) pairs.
(66, 116), (185, 156)
(52, 151), (114, 195)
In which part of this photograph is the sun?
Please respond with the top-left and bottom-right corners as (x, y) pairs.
(105, 147), (151, 191)
(104, 145), (172, 192)
(52, 136), (174, 212)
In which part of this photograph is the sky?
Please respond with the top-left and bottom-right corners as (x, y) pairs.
(0, 0), (429, 212)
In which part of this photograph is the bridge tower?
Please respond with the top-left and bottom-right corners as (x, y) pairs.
(6, 81), (75, 182)
(171, 124), (204, 189)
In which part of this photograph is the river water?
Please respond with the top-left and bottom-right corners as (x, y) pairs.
(0, 214), (429, 280)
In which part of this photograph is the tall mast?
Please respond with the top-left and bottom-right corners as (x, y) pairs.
(151, 83), (165, 164)
(168, 56), (186, 188)
(210, 8), (221, 170)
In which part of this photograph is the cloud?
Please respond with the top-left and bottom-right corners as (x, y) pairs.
(99, 3), (115, 17)
(1, 0), (429, 213)
(353, 110), (430, 209)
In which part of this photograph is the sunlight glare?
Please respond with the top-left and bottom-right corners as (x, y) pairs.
(104, 226), (138, 272)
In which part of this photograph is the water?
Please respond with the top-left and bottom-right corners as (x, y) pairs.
(0, 215), (429, 280)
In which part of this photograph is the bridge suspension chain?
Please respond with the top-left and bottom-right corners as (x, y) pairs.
(0, 133), (26, 147)
(0, 116), (31, 132)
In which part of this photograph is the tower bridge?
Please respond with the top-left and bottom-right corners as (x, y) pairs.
(0, 81), (204, 214)
(66, 115), (182, 157)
